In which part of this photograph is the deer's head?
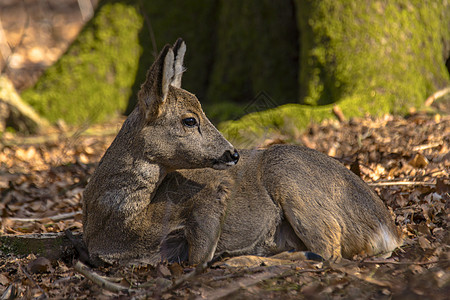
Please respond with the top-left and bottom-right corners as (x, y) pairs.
(133, 39), (239, 171)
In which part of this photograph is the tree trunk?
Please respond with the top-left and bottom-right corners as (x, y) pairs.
(296, 0), (450, 113)
(19, 0), (450, 127)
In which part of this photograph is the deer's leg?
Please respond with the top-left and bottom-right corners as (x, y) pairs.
(185, 180), (230, 266)
(273, 188), (343, 260)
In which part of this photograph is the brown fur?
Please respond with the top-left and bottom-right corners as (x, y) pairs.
(82, 39), (402, 265)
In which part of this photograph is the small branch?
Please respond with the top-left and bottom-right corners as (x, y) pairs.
(74, 260), (131, 293)
(332, 105), (346, 122)
(360, 259), (445, 266)
(412, 142), (442, 151)
(1, 126), (118, 147)
(7, 211), (81, 222)
(0, 76), (49, 133)
(19, 264), (48, 298)
(368, 181), (435, 187)
(0, 232), (82, 260)
(331, 264), (392, 288)
(162, 260), (211, 293)
(425, 87), (450, 106)
(201, 266), (327, 300)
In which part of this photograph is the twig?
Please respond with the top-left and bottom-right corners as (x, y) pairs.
(360, 259), (445, 266)
(368, 181), (435, 187)
(199, 266), (327, 300)
(425, 87), (450, 106)
(197, 266), (284, 300)
(412, 142), (442, 151)
(162, 261), (210, 293)
(74, 260), (131, 293)
(7, 211), (81, 222)
(1, 127), (118, 146)
(331, 264), (392, 288)
(19, 264), (48, 298)
(332, 105), (346, 122)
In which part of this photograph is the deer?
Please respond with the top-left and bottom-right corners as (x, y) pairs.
(82, 38), (402, 267)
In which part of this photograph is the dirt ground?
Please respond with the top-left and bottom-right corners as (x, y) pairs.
(0, 111), (448, 299)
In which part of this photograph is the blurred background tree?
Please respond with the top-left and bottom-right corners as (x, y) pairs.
(1, 0), (449, 137)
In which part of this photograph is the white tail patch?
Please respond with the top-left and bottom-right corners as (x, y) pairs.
(369, 224), (401, 257)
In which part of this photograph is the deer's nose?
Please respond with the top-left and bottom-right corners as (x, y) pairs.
(224, 149), (240, 164)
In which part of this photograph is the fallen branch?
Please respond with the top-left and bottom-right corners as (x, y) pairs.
(412, 142), (442, 151)
(0, 75), (49, 134)
(0, 232), (81, 260)
(360, 259), (445, 266)
(74, 260), (131, 293)
(331, 264), (392, 288)
(1, 127), (119, 147)
(19, 264), (48, 298)
(332, 105), (346, 122)
(198, 265), (327, 300)
(7, 211), (81, 222)
(425, 87), (450, 106)
(368, 181), (435, 187)
(199, 266), (286, 300)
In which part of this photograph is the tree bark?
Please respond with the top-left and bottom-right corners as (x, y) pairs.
(295, 0), (450, 113)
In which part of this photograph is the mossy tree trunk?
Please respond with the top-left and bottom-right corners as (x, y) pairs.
(19, 0), (450, 127)
(296, 0), (450, 113)
(20, 0), (219, 125)
(21, 1), (144, 125)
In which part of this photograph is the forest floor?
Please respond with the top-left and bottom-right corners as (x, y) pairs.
(0, 110), (448, 299)
(0, 1), (449, 299)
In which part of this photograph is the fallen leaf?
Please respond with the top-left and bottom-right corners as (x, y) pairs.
(0, 274), (10, 286)
(156, 263), (171, 278)
(418, 236), (432, 250)
(408, 153), (429, 168)
(27, 257), (53, 274)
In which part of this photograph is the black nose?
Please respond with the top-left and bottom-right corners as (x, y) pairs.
(224, 149), (240, 164)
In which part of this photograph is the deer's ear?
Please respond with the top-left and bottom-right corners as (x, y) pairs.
(161, 48), (175, 101)
(172, 38), (186, 88)
(138, 39), (186, 120)
(138, 44), (174, 120)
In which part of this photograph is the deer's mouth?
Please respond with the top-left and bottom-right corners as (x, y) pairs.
(212, 149), (240, 170)
(212, 160), (237, 170)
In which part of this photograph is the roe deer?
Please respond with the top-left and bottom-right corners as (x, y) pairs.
(82, 39), (402, 266)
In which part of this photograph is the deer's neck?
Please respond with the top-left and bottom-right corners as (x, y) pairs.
(91, 111), (168, 214)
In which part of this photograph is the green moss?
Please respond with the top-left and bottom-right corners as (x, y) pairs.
(21, 0), (219, 124)
(223, 1), (450, 148)
(220, 103), (332, 147)
(21, 2), (143, 124)
(220, 94), (391, 148)
(295, 0), (450, 111)
(19, 0), (449, 128)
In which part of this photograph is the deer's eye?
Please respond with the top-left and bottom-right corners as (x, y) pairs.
(182, 117), (197, 127)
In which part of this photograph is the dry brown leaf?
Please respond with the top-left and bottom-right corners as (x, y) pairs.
(418, 236), (432, 250)
(408, 153), (429, 168)
(0, 274), (10, 286)
(27, 257), (53, 274)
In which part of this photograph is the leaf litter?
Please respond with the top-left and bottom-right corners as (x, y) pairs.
(0, 112), (448, 299)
